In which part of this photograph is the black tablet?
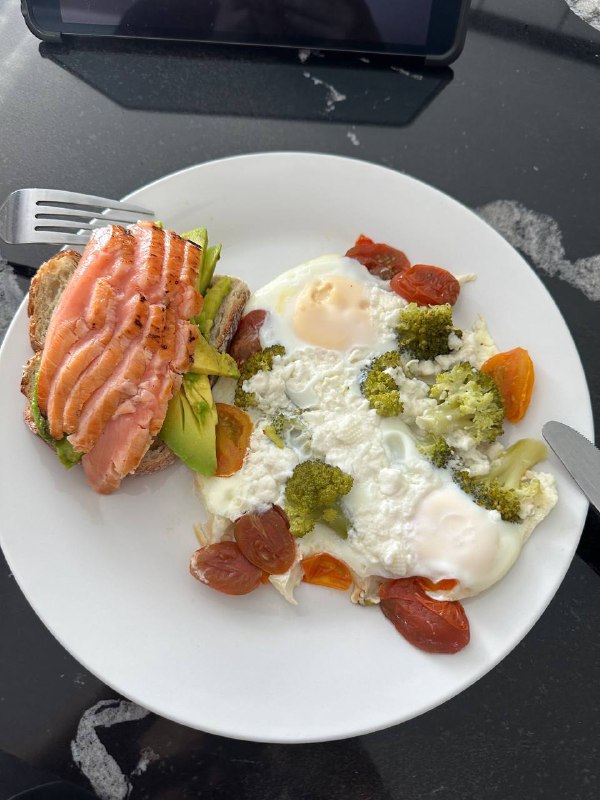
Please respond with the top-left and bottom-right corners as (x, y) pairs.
(22, 0), (471, 65)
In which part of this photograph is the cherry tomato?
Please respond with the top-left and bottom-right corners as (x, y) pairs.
(346, 234), (411, 280)
(379, 578), (470, 654)
(481, 347), (535, 423)
(302, 553), (353, 591)
(189, 541), (262, 595)
(227, 309), (267, 366)
(215, 403), (253, 477)
(390, 264), (460, 306)
(234, 506), (296, 575)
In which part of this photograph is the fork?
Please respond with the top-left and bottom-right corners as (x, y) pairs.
(0, 188), (155, 247)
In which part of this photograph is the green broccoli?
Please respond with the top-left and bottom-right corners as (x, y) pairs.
(234, 345), (286, 408)
(454, 438), (548, 522)
(284, 460), (354, 538)
(396, 302), (457, 361)
(417, 362), (504, 445)
(418, 436), (454, 469)
(263, 412), (304, 448)
(360, 351), (403, 417)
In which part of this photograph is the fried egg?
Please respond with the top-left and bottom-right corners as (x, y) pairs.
(197, 255), (557, 603)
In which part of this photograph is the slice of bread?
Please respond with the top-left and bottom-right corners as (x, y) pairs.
(28, 250), (80, 352)
(23, 248), (249, 477)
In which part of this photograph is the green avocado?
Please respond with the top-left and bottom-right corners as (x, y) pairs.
(159, 374), (217, 475)
(182, 228), (222, 296)
(31, 368), (82, 469)
(190, 335), (239, 379)
(195, 275), (232, 338)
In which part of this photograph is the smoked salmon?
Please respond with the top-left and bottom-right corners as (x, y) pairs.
(35, 222), (202, 493)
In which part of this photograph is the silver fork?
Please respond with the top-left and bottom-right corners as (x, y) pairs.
(0, 188), (155, 247)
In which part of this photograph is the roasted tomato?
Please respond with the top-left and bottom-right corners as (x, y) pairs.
(215, 403), (253, 477)
(234, 506), (296, 575)
(390, 264), (460, 306)
(481, 347), (535, 423)
(189, 541), (262, 595)
(379, 577), (470, 654)
(346, 234), (410, 280)
(302, 553), (353, 591)
(227, 309), (267, 367)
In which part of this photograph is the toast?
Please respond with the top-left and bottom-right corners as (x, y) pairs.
(22, 249), (250, 476)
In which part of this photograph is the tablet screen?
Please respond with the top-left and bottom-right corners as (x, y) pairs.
(58, 0), (435, 48)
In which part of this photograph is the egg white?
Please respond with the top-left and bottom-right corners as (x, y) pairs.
(198, 255), (555, 603)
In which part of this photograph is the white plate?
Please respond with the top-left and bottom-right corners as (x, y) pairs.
(0, 153), (592, 743)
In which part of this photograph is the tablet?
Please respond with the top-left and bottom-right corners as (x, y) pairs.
(23, 0), (471, 65)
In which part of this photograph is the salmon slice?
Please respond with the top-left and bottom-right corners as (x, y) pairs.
(37, 219), (203, 492)
(68, 298), (157, 453)
(45, 280), (118, 439)
(37, 226), (130, 412)
(129, 222), (166, 302)
(62, 292), (152, 436)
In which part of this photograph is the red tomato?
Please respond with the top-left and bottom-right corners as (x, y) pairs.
(302, 553), (353, 591)
(189, 541), (262, 595)
(390, 264), (460, 306)
(379, 578), (470, 654)
(227, 309), (267, 366)
(215, 403), (253, 477)
(346, 234), (411, 280)
(234, 506), (296, 575)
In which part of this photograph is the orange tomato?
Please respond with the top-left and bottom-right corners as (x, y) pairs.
(215, 403), (253, 477)
(301, 553), (353, 591)
(481, 347), (534, 423)
(417, 577), (458, 593)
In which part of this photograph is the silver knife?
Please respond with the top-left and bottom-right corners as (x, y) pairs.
(542, 421), (600, 513)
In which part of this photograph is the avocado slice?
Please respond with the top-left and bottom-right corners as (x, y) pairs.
(198, 243), (222, 295)
(31, 368), (82, 469)
(190, 335), (239, 379)
(182, 228), (223, 296)
(195, 275), (232, 337)
(159, 374), (217, 475)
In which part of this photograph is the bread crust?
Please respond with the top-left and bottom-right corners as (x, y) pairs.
(28, 250), (81, 351)
(23, 246), (249, 478)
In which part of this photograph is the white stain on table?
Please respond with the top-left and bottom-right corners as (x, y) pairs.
(71, 699), (153, 800)
(477, 200), (600, 301)
(303, 71), (347, 112)
(564, 0), (600, 31)
(347, 129), (360, 146)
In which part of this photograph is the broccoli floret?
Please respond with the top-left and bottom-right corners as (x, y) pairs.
(454, 438), (548, 522)
(360, 351), (403, 417)
(264, 412), (304, 448)
(417, 362), (504, 445)
(396, 303), (456, 361)
(418, 436), (454, 468)
(234, 345), (285, 408)
(284, 460), (354, 538)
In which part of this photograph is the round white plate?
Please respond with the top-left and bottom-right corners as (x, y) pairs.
(0, 153), (592, 743)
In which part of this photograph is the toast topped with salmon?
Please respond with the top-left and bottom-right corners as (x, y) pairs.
(21, 222), (250, 494)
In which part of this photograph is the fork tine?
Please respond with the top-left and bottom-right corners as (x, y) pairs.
(35, 206), (145, 224)
(34, 189), (154, 215)
(28, 231), (90, 246)
(35, 221), (98, 232)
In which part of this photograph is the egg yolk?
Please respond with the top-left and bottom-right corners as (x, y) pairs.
(292, 275), (373, 350)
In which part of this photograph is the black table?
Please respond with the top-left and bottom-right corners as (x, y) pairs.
(1, 1), (600, 798)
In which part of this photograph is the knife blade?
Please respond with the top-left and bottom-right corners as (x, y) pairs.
(542, 421), (600, 514)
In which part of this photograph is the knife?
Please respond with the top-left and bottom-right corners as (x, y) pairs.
(542, 421), (600, 514)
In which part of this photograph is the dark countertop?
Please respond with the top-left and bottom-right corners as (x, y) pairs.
(1, 1), (600, 798)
